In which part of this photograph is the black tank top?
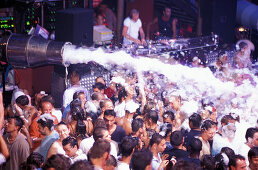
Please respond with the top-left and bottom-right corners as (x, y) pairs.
(158, 16), (173, 38)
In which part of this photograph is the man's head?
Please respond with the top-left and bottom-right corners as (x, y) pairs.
(93, 127), (111, 142)
(245, 128), (258, 147)
(201, 155), (215, 170)
(27, 152), (44, 169)
(73, 91), (87, 107)
(189, 113), (202, 129)
(69, 160), (93, 170)
(248, 147), (258, 170)
(91, 92), (104, 102)
(39, 95), (55, 114)
(62, 136), (79, 157)
(201, 120), (217, 141)
(163, 7), (171, 18)
(69, 70), (80, 86)
(93, 82), (105, 94)
(43, 154), (71, 170)
(188, 138), (202, 156)
(104, 110), (116, 130)
(56, 122), (70, 140)
(120, 136), (138, 157)
(229, 155), (247, 170)
(221, 115), (235, 126)
(15, 95), (29, 109)
(104, 155), (117, 170)
(131, 118), (144, 137)
(146, 110), (159, 125)
(100, 99), (114, 113)
(169, 95), (181, 111)
(170, 130), (184, 148)
(5, 116), (24, 133)
(131, 149), (153, 170)
(130, 9), (139, 22)
(89, 139), (111, 162)
(163, 111), (175, 125)
(37, 114), (55, 135)
(95, 76), (106, 86)
(149, 133), (167, 153)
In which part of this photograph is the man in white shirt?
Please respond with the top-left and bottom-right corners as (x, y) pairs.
(62, 136), (87, 164)
(122, 9), (146, 46)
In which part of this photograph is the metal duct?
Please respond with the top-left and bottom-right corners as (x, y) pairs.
(237, 0), (258, 30)
(6, 34), (66, 68)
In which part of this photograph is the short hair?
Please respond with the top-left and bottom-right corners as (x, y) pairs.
(37, 115), (54, 131)
(221, 115), (234, 125)
(73, 91), (85, 100)
(9, 116), (24, 130)
(91, 92), (103, 101)
(159, 123), (172, 138)
(99, 99), (112, 109)
(131, 149), (153, 170)
(93, 82), (105, 91)
(248, 147), (258, 160)
(189, 113), (202, 128)
(214, 153), (228, 170)
(146, 110), (159, 124)
(201, 120), (216, 131)
(15, 95), (29, 106)
(188, 138), (202, 154)
(62, 136), (79, 148)
(26, 152), (44, 168)
(221, 147), (235, 163)
(68, 160), (93, 170)
(245, 128), (258, 141)
(68, 69), (80, 80)
(120, 136), (138, 157)
(39, 95), (55, 109)
(229, 154), (245, 168)
(131, 118), (144, 133)
(170, 130), (184, 146)
(93, 127), (107, 141)
(173, 160), (201, 170)
(163, 111), (175, 121)
(42, 154), (71, 170)
(89, 139), (111, 159)
(201, 155), (215, 170)
(106, 155), (117, 167)
(104, 109), (116, 117)
(94, 118), (107, 129)
(149, 133), (164, 147)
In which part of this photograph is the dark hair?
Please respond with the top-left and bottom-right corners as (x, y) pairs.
(221, 147), (235, 163)
(229, 154), (245, 169)
(91, 92), (103, 101)
(89, 139), (111, 159)
(93, 82), (105, 91)
(131, 149), (153, 170)
(70, 98), (82, 111)
(170, 130), (184, 146)
(73, 91), (85, 100)
(221, 115), (234, 125)
(104, 109), (116, 117)
(188, 138), (202, 155)
(248, 147), (258, 160)
(37, 116), (54, 130)
(42, 154), (71, 170)
(94, 118), (107, 129)
(40, 95), (55, 109)
(132, 118), (144, 133)
(173, 160), (201, 170)
(163, 111), (175, 121)
(189, 113), (202, 128)
(69, 160), (93, 170)
(214, 153), (227, 170)
(20, 163), (37, 170)
(238, 41), (248, 50)
(68, 69), (80, 80)
(159, 123), (172, 138)
(26, 152), (44, 168)
(118, 88), (127, 103)
(106, 155), (117, 167)
(149, 133), (164, 147)
(57, 121), (67, 127)
(245, 128), (258, 141)
(93, 127), (107, 141)
(62, 136), (79, 148)
(201, 155), (215, 170)
(9, 116), (24, 130)
(147, 110), (159, 124)
(71, 105), (85, 121)
(120, 136), (138, 157)
(129, 8), (139, 19)
(15, 95), (29, 106)
(201, 120), (216, 131)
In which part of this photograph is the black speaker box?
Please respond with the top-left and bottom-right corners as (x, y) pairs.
(55, 8), (93, 46)
(200, 0), (237, 43)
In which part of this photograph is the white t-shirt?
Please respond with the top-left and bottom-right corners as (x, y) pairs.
(116, 161), (130, 170)
(123, 17), (142, 45)
(63, 85), (89, 108)
(70, 149), (87, 164)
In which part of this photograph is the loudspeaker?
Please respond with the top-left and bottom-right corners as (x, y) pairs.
(55, 8), (93, 46)
(200, 0), (237, 43)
